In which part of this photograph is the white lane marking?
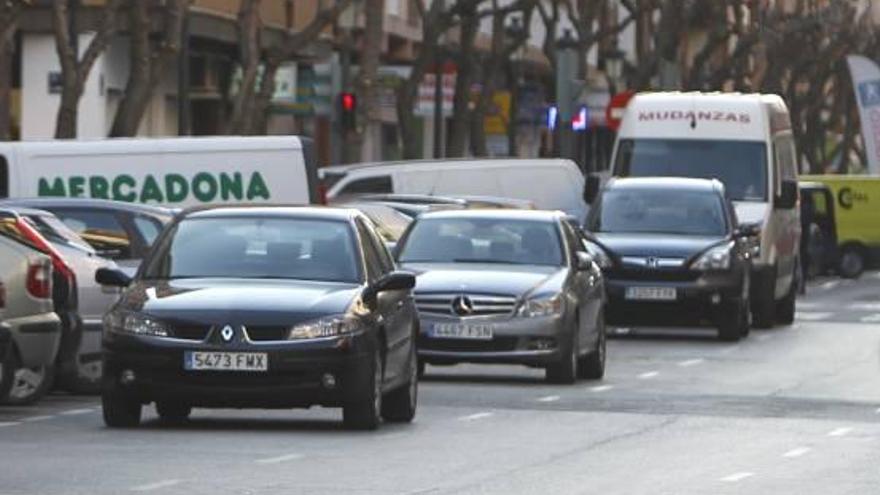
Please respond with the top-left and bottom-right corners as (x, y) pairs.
(828, 427), (853, 437)
(820, 280), (839, 290)
(849, 302), (880, 311)
(860, 313), (880, 323)
(677, 358), (705, 367)
(23, 415), (54, 422)
(795, 312), (832, 321)
(60, 408), (94, 416)
(0, 421), (21, 428)
(782, 447), (812, 458)
(255, 453), (304, 465)
(720, 472), (755, 482)
(589, 385), (614, 392)
(638, 371), (659, 379)
(130, 479), (182, 492)
(459, 412), (494, 422)
(537, 395), (560, 403)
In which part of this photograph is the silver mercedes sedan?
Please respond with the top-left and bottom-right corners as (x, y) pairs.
(395, 210), (606, 384)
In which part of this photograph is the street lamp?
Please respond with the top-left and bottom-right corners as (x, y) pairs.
(555, 29), (579, 160)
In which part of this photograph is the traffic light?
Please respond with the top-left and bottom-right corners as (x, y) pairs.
(339, 92), (357, 132)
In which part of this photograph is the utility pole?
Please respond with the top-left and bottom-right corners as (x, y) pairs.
(555, 30), (579, 161)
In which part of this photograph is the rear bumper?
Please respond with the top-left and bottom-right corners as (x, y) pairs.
(5, 313), (62, 367)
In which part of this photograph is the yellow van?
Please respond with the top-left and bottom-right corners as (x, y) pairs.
(800, 175), (880, 277)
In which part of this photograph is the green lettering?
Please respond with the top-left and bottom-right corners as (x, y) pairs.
(246, 172), (271, 201)
(139, 175), (164, 203)
(38, 177), (67, 197)
(112, 175), (137, 202)
(68, 176), (86, 198)
(89, 176), (110, 199)
(219, 172), (244, 201)
(165, 174), (189, 203)
(192, 172), (218, 202)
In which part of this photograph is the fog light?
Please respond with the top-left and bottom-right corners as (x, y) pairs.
(120, 369), (136, 385)
(711, 294), (721, 305)
(321, 373), (337, 389)
(528, 338), (556, 351)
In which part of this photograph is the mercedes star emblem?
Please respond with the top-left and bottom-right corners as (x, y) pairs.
(451, 295), (475, 316)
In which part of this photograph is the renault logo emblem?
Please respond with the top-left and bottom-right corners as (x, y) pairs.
(451, 295), (474, 316)
(219, 325), (235, 342)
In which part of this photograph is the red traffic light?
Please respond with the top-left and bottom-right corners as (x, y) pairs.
(341, 92), (356, 112)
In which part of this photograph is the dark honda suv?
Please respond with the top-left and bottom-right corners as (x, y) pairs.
(96, 206), (418, 430)
(584, 178), (755, 341)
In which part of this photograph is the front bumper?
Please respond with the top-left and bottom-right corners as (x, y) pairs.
(605, 269), (745, 326)
(417, 313), (568, 366)
(103, 331), (376, 408)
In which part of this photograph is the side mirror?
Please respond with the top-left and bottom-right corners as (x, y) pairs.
(583, 175), (600, 204)
(364, 271), (416, 306)
(775, 180), (798, 210)
(95, 267), (132, 288)
(576, 251), (594, 270)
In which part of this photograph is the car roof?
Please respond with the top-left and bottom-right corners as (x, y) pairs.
(416, 208), (564, 222)
(0, 198), (175, 216)
(319, 158), (577, 175)
(605, 177), (724, 195)
(183, 204), (363, 222)
(0, 205), (56, 217)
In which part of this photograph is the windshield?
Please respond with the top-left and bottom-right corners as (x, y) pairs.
(615, 139), (768, 201)
(143, 217), (360, 283)
(398, 217), (564, 266)
(589, 189), (728, 236)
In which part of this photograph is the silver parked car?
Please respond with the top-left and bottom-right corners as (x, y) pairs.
(395, 210), (606, 383)
(0, 235), (62, 404)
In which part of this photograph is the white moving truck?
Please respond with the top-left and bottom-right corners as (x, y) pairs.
(0, 136), (319, 207)
(587, 92), (801, 328)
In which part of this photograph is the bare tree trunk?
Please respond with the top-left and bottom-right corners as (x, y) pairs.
(226, 0), (262, 135)
(52, 0), (123, 139)
(0, 1), (20, 140)
(353, 0), (385, 161)
(446, 3), (479, 158)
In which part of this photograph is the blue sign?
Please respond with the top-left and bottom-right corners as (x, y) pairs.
(858, 80), (880, 107)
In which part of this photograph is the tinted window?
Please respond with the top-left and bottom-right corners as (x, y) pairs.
(590, 189), (728, 236)
(339, 176), (393, 196)
(398, 217), (564, 266)
(144, 217), (360, 283)
(54, 209), (132, 259)
(616, 139), (767, 201)
(0, 155), (7, 198)
(133, 216), (163, 247)
(355, 219), (383, 281)
(24, 214), (93, 252)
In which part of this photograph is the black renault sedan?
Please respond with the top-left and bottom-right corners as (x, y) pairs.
(584, 178), (754, 341)
(95, 206), (417, 430)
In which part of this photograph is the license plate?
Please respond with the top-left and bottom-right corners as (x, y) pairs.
(431, 323), (494, 340)
(625, 287), (677, 301)
(184, 351), (268, 372)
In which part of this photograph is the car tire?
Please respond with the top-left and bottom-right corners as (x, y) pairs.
(751, 271), (776, 329)
(578, 312), (606, 380)
(546, 326), (578, 384)
(718, 299), (748, 342)
(2, 359), (55, 406)
(343, 351), (383, 431)
(156, 401), (192, 424)
(775, 273), (797, 326)
(102, 389), (142, 428)
(0, 346), (16, 401)
(839, 246), (865, 279)
(381, 345), (418, 423)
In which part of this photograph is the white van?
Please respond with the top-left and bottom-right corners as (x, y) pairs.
(0, 136), (319, 207)
(321, 158), (588, 221)
(591, 92), (801, 328)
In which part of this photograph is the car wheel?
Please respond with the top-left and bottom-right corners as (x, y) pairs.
(156, 401), (192, 424)
(102, 388), (142, 428)
(343, 350), (383, 431)
(2, 362), (55, 406)
(578, 311), (606, 380)
(718, 299), (747, 342)
(546, 326), (578, 384)
(381, 344), (418, 423)
(839, 246), (865, 279)
(751, 271), (776, 329)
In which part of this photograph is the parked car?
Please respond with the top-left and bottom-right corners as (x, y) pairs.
(358, 193), (535, 211)
(337, 201), (413, 246)
(0, 320), (11, 391)
(584, 178), (755, 341)
(3, 206), (120, 392)
(0, 234), (62, 404)
(96, 205), (418, 430)
(799, 182), (839, 280)
(395, 209), (606, 383)
(0, 198), (175, 274)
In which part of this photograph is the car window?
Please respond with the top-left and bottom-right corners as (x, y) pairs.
(144, 216), (360, 283)
(339, 175), (393, 196)
(355, 219), (385, 281)
(133, 215), (163, 247)
(560, 221), (582, 261)
(0, 213), (42, 252)
(24, 214), (94, 252)
(54, 209), (133, 259)
(361, 217), (395, 273)
(590, 189), (728, 237)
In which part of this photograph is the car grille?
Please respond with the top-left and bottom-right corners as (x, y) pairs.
(171, 324), (212, 341)
(419, 335), (519, 353)
(245, 326), (290, 342)
(606, 268), (700, 283)
(415, 293), (518, 317)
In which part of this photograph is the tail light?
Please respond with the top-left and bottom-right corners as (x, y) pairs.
(14, 218), (76, 286)
(26, 259), (52, 300)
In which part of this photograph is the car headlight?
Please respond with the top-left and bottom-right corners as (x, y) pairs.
(288, 314), (362, 340)
(105, 312), (170, 337)
(691, 242), (735, 271)
(518, 294), (564, 318)
(583, 240), (612, 269)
